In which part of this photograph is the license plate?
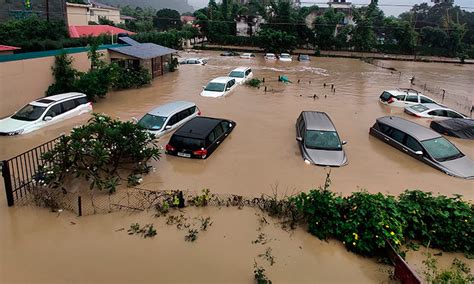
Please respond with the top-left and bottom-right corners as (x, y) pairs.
(177, 152), (191, 158)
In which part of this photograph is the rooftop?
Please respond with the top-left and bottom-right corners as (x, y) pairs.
(31, 92), (86, 106)
(175, 117), (223, 139)
(210, 77), (234, 84)
(147, 101), (196, 117)
(69, 25), (134, 38)
(109, 43), (177, 60)
(0, 45), (21, 52)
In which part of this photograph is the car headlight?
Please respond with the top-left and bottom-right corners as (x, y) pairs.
(8, 129), (23, 136)
(304, 159), (311, 165)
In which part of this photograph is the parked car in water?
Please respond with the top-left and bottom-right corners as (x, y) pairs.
(200, 77), (238, 98)
(279, 53), (292, 62)
(0, 93), (92, 136)
(379, 89), (437, 107)
(240, 53), (255, 59)
(264, 53), (277, 60)
(137, 101), (200, 138)
(298, 54), (311, 61)
(179, 58), (207, 65)
(221, 51), (240, 56)
(430, 118), (474, 140)
(369, 116), (474, 179)
(296, 111), (347, 167)
(404, 103), (466, 119)
(228, 67), (253, 84)
(166, 116), (236, 159)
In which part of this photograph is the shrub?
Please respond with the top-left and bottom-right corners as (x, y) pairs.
(45, 53), (77, 96)
(40, 114), (160, 193)
(74, 65), (118, 101)
(246, 78), (262, 88)
(112, 66), (151, 90)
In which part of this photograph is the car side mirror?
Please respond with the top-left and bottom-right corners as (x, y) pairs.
(165, 125), (172, 130)
(202, 86), (206, 89)
(44, 116), (52, 121)
(415, 151), (423, 156)
(296, 137), (303, 142)
(342, 140), (347, 145)
(226, 87), (230, 91)
(131, 117), (138, 123)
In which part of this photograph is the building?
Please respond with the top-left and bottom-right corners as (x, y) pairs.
(304, 0), (354, 36)
(0, 0), (67, 22)
(0, 45), (21, 55)
(181, 16), (196, 25)
(68, 25), (134, 38)
(109, 38), (177, 79)
(235, 16), (265, 37)
(66, 1), (123, 26)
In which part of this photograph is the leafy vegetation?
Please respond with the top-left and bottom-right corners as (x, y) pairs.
(254, 261), (272, 284)
(246, 78), (262, 88)
(39, 114), (160, 194)
(422, 253), (474, 283)
(127, 223), (157, 238)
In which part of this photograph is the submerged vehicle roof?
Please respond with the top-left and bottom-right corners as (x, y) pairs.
(174, 117), (224, 139)
(147, 101), (196, 117)
(376, 116), (441, 141)
(31, 92), (86, 107)
(301, 111), (336, 131)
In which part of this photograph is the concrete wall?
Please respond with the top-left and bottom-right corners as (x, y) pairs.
(0, 51), (104, 118)
(67, 5), (89, 25)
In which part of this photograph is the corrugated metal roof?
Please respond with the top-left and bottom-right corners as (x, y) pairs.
(118, 37), (141, 46)
(0, 45), (21, 52)
(109, 43), (177, 59)
(69, 25), (134, 38)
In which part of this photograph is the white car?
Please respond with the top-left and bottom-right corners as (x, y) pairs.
(379, 89), (437, 107)
(228, 67), (253, 84)
(404, 103), (466, 119)
(179, 58), (207, 65)
(0, 92), (92, 136)
(279, 53), (292, 62)
(137, 101), (200, 138)
(240, 53), (255, 59)
(265, 53), (277, 60)
(200, 77), (237, 98)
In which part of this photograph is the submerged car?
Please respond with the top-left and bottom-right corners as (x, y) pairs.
(370, 116), (474, 179)
(228, 67), (253, 84)
(296, 111), (347, 167)
(279, 53), (292, 62)
(221, 51), (240, 56)
(430, 118), (474, 140)
(404, 103), (466, 119)
(179, 58), (207, 65)
(166, 116), (236, 159)
(379, 89), (437, 107)
(298, 54), (310, 61)
(264, 53), (277, 60)
(137, 101), (200, 138)
(0, 92), (92, 136)
(200, 77), (237, 98)
(240, 53), (255, 59)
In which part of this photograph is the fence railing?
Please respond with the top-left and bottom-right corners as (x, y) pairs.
(2, 135), (64, 206)
(386, 241), (423, 284)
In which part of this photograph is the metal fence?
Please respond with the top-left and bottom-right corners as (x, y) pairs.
(2, 135), (64, 206)
(386, 241), (423, 284)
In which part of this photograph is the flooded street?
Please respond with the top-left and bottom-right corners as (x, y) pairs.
(1, 51), (473, 283)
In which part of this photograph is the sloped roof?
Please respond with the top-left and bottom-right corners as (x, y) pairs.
(69, 25), (134, 38)
(117, 36), (141, 46)
(89, 0), (119, 10)
(0, 45), (21, 52)
(108, 43), (177, 59)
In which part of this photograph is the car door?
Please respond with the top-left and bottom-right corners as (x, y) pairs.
(404, 94), (419, 106)
(60, 99), (79, 120)
(42, 103), (63, 126)
(446, 110), (464, 118)
(428, 109), (448, 118)
(402, 135), (424, 160)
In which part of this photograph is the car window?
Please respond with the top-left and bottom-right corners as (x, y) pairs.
(208, 131), (216, 144)
(378, 123), (392, 136)
(214, 124), (224, 138)
(395, 94), (406, 100)
(389, 128), (406, 144)
(11, 104), (46, 121)
(304, 130), (342, 150)
(167, 114), (179, 126)
(428, 110), (448, 117)
(421, 137), (462, 162)
(170, 135), (204, 150)
(447, 111), (463, 118)
(380, 92), (393, 101)
(61, 99), (76, 113)
(75, 97), (88, 106)
(45, 104), (62, 117)
(220, 121), (230, 132)
(405, 95), (419, 103)
(138, 114), (167, 130)
(420, 96), (434, 104)
(404, 136), (423, 152)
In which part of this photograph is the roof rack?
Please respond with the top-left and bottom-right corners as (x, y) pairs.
(397, 88), (420, 94)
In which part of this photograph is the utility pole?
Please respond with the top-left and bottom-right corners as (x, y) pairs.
(46, 0), (50, 22)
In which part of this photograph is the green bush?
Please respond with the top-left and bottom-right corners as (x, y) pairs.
(74, 66), (117, 101)
(112, 66), (151, 90)
(246, 78), (262, 88)
(46, 53), (78, 96)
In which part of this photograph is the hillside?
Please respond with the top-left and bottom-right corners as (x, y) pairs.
(99, 0), (194, 13)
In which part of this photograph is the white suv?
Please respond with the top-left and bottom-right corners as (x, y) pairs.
(228, 67), (253, 84)
(379, 89), (437, 107)
(200, 77), (238, 98)
(0, 93), (92, 136)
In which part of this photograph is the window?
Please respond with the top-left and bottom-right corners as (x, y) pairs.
(11, 104), (46, 121)
(246, 69), (252, 76)
(61, 100), (76, 113)
(405, 95), (419, 103)
(138, 114), (167, 130)
(204, 82), (225, 92)
(395, 94), (406, 100)
(213, 124), (224, 138)
(389, 128), (406, 144)
(420, 96), (435, 104)
(428, 110), (448, 117)
(75, 97), (88, 106)
(167, 114), (178, 126)
(378, 123), (392, 136)
(208, 131), (216, 144)
(304, 130), (342, 150)
(447, 111), (463, 118)
(229, 71), (245, 78)
(421, 137), (463, 162)
(45, 104), (62, 118)
(170, 135), (204, 150)
(405, 136), (423, 152)
(220, 121), (230, 132)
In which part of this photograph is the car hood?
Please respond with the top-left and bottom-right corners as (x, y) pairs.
(0, 117), (32, 133)
(303, 148), (347, 167)
(231, 77), (244, 84)
(439, 155), (474, 179)
(280, 58), (292, 62)
(200, 90), (225, 98)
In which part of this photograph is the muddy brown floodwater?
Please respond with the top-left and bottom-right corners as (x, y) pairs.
(1, 51), (473, 283)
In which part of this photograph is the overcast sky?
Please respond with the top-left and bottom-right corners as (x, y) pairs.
(187, 0), (473, 16)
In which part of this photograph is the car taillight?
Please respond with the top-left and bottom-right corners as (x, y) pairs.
(197, 111), (201, 115)
(387, 98), (395, 104)
(166, 144), (176, 152)
(88, 102), (93, 107)
(193, 148), (207, 158)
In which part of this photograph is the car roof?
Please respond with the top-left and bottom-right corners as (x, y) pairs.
(302, 111), (336, 131)
(385, 88), (421, 97)
(242, 53), (253, 55)
(147, 101), (196, 117)
(376, 116), (441, 141)
(210, 77), (234, 83)
(174, 116), (224, 139)
(419, 103), (449, 110)
(30, 92), (86, 106)
(266, 53), (275, 55)
(231, 67), (250, 72)
(281, 53), (290, 55)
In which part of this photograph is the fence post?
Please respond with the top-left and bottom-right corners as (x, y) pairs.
(78, 196), (82, 217)
(2, 160), (14, 207)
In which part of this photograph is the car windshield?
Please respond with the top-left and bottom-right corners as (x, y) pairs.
(11, 104), (46, 121)
(229, 71), (245, 78)
(170, 135), (204, 150)
(305, 130), (342, 151)
(281, 54), (290, 58)
(300, 55), (309, 60)
(205, 82), (226, 92)
(410, 104), (429, 112)
(138, 114), (167, 131)
(421, 137), (463, 162)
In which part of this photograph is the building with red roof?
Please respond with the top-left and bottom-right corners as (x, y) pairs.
(0, 45), (21, 55)
(68, 25), (135, 38)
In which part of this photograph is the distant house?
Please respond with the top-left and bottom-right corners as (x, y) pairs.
(235, 16), (265, 37)
(304, 0), (354, 36)
(181, 16), (196, 25)
(66, 1), (124, 26)
(109, 38), (177, 78)
(0, 45), (21, 55)
(120, 15), (136, 24)
(69, 25), (135, 38)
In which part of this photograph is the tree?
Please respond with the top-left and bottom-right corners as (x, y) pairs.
(257, 28), (297, 54)
(351, 0), (383, 51)
(313, 8), (344, 49)
(154, 9), (182, 31)
(420, 26), (449, 48)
